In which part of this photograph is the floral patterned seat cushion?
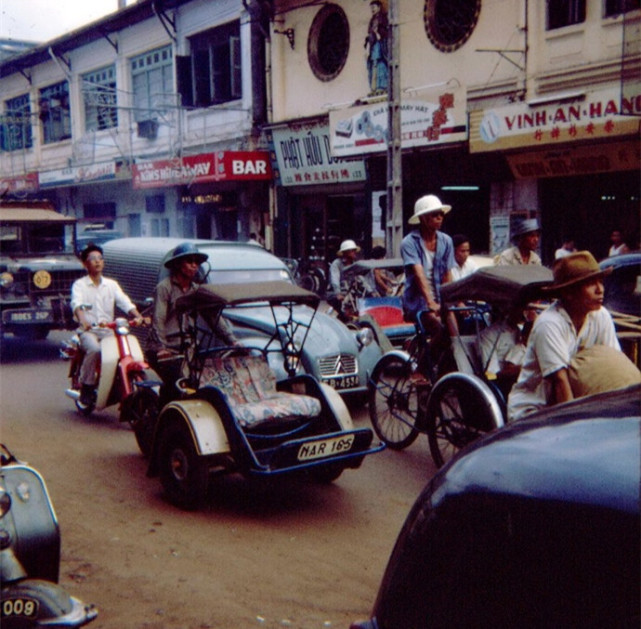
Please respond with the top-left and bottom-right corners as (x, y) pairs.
(200, 355), (321, 429)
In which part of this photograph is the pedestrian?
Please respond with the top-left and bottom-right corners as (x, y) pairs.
(508, 251), (620, 420)
(148, 242), (238, 401)
(71, 244), (144, 408)
(496, 218), (542, 266)
(608, 229), (630, 257)
(450, 234), (478, 280)
(400, 194), (455, 360)
(328, 239), (361, 314)
(554, 235), (576, 259)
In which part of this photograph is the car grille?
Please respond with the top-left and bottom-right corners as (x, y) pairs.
(32, 270), (85, 295)
(317, 353), (358, 377)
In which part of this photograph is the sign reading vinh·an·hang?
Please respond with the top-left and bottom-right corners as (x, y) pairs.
(132, 151), (272, 189)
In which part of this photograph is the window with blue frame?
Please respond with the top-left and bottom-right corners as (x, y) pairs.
(39, 81), (71, 144)
(131, 45), (174, 123)
(1, 93), (32, 151)
(82, 65), (118, 131)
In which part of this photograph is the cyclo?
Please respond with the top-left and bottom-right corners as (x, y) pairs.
(141, 280), (384, 509)
(368, 265), (553, 467)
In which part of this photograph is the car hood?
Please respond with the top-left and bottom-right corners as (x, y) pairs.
(430, 384), (641, 515)
(1, 255), (84, 272)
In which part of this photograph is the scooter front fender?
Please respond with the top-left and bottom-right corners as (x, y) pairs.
(1, 579), (97, 627)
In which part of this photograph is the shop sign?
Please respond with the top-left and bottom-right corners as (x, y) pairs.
(132, 151), (272, 189)
(270, 120), (366, 186)
(39, 162), (116, 188)
(507, 140), (641, 179)
(470, 87), (641, 153)
(0, 173), (39, 194)
(329, 88), (468, 157)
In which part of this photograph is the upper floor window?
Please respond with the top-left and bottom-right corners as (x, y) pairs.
(131, 45), (174, 122)
(547, 0), (586, 30)
(186, 21), (242, 107)
(424, 0), (481, 53)
(308, 4), (350, 81)
(604, 0), (640, 16)
(1, 94), (32, 151)
(39, 81), (71, 144)
(82, 65), (118, 131)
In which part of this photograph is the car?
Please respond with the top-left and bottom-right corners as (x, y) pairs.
(102, 237), (383, 395)
(351, 383), (641, 629)
(0, 201), (84, 339)
(75, 224), (123, 254)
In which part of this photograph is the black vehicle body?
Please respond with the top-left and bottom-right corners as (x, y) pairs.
(600, 251), (641, 317)
(143, 281), (384, 509)
(352, 384), (641, 629)
(0, 202), (84, 338)
(0, 445), (97, 627)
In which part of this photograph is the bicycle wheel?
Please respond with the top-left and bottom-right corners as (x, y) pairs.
(427, 373), (504, 468)
(368, 353), (423, 450)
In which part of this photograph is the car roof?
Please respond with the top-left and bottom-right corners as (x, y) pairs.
(440, 265), (553, 308)
(429, 384), (641, 514)
(175, 281), (319, 314)
(600, 251), (641, 270)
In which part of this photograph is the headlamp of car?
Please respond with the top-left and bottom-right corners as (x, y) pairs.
(0, 272), (14, 288)
(0, 483), (11, 518)
(114, 317), (130, 335)
(356, 326), (375, 348)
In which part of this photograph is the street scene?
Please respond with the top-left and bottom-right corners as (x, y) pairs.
(1, 0), (640, 628)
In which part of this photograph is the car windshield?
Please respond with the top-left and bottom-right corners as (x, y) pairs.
(604, 263), (641, 316)
(206, 268), (293, 285)
(0, 223), (76, 255)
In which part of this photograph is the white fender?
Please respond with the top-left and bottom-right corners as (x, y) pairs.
(95, 332), (145, 410)
(318, 382), (354, 431)
(157, 399), (231, 456)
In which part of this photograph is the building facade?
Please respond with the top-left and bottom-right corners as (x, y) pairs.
(0, 0), (272, 244)
(268, 0), (640, 263)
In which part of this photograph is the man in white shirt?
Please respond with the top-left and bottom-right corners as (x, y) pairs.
(508, 251), (619, 420)
(450, 234), (478, 281)
(71, 244), (143, 407)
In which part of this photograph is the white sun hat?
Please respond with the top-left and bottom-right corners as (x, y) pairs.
(337, 239), (361, 255)
(408, 194), (452, 225)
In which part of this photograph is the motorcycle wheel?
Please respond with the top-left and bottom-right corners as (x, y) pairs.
(158, 421), (209, 510)
(121, 387), (160, 457)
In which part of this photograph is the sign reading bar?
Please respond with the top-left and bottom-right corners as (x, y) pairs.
(329, 88), (468, 157)
(132, 151), (272, 189)
(270, 120), (366, 187)
(471, 87), (641, 153)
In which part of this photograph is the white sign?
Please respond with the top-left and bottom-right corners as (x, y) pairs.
(39, 162), (116, 188)
(270, 120), (366, 187)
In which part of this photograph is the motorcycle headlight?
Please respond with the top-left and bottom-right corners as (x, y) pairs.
(0, 272), (14, 288)
(114, 317), (130, 335)
(0, 483), (11, 518)
(356, 326), (375, 348)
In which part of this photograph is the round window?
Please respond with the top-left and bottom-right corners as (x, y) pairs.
(308, 4), (350, 82)
(424, 0), (481, 53)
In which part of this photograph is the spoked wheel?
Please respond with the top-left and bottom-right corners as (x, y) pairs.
(121, 387), (160, 457)
(158, 422), (209, 510)
(427, 374), (504, 468)
(368, 354), (424, 450)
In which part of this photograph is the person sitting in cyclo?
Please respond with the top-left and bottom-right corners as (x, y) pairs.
(147, 243), (238, 402)
(71, 244), (144, 408)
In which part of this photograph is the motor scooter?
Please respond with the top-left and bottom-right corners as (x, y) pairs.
(61, 318), (161, 445)
(0, 444), (98, 628)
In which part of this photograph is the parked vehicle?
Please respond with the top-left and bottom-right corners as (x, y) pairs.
(368, 265), (553, 467)
(103, 238), (383, 396)
(61, 319), (160, 437)
(0, 201), (84, 339)
(351, 384), (641, 629)
(142, 281), (384, 509)
(75, 225), (123, 254)
(1, 444), (98, 628)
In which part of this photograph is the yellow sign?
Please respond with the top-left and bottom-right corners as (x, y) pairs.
(33, 270), (52, 289)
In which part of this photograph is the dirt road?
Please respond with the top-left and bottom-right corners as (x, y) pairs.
(1, 334), (438, 628)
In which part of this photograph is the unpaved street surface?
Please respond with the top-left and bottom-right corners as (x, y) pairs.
(1, 334), (438, 628)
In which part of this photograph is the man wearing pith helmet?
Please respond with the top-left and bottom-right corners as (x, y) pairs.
(508, 251), (620, 420)
(400, 194), (455, 359)
(328, 239), (361, 313)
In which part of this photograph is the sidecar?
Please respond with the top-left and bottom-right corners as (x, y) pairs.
(146, 281), (384, 509)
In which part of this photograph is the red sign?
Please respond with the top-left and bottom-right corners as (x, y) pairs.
(132, 151), (272, 189)
(0, 173), (39, 194)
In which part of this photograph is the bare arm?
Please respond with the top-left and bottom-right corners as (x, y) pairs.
(546, 368), (574, 406)
(411, 263), (440, 313)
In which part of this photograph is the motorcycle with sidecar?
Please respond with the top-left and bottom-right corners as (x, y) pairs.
(141, 280), (385, 509)
(0, 445), (98, 628)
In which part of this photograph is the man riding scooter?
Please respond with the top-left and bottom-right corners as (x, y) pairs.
(71, 244), (144, 409)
